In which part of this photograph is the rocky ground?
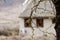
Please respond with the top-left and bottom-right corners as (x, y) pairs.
(0, 25), (56, 40)
(0, 34), (56, 40)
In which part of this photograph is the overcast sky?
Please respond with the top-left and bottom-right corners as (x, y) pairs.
(0, 0), (26, 13)
(0, 0), (28, 22)
(0, 0), (25, 7)
(0, 0), (26, 19)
